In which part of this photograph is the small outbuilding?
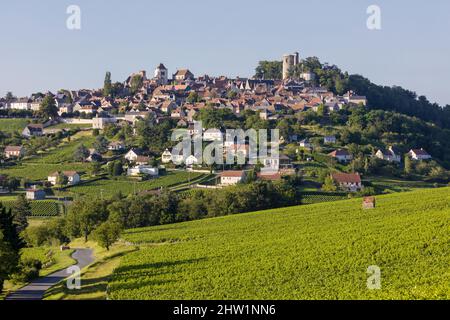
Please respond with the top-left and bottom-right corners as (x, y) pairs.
(362, 196), (376, 209)
(26, 188), (46, 200)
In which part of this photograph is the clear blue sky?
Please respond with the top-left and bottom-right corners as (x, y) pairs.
(1, 0), (449, 105)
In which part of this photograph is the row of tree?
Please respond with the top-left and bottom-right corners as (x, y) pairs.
(22, 177), (303, 253)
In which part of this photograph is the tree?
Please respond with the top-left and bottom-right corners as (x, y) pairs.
(65, 199), (108, 242)
(56, 172), (69, 187)
(12, 194), (30, 233)
(317, 104), (326, 117)
(0, 230), (19, 293)
(322, 175), (337, 192)
(93, 135), (109, 154)
(39, 95), (58, 119)
(130, 74), (143, 95)
(254, 61), (283, 79)
(0, 205), (23, 251)
(103, 71), (112, 97)
(90, 162), (102, 176)
(93, 220), (122, 251)
(226, 90), (238, 99)
(0, 205), (22, 292)
(5, 91), (15, 103)
(404, 155), (412, 176)
(74, 144), (90, 162)
(108, 160), (123, 176)
(186, 91), (199, 104)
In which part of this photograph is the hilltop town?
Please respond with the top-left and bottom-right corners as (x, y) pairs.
(1, 51), (449, 301)
(1, 52), (449, 205)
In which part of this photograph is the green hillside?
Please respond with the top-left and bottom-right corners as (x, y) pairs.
(109, 187), (450, 300)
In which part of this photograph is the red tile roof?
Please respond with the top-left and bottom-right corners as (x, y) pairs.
(331, 173), (361, 184)
(5, 146), (23, 152)
(329, 149), (351, 157)
(220, 170), (245, 178)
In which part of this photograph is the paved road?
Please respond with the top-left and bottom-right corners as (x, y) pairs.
(5, 248), (94, 301)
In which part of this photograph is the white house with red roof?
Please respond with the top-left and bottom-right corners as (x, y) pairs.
(375, 146), (401, 163)
(4, 146), (25, 159)
(331, 172), (363, 192)
(329, 149), (353, 163)
(48, 171), (80, 186)
(408, 148), (432, 161)
(220, 170), (246, 186)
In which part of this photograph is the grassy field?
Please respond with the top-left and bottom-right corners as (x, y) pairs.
(0, 131), (94, 181)
(0, 162), (88, 181)
(0, 118), (30, 134)
(29, 134), (96, 164)
(61, 171), (205, 198)
(366, 176), (445, 193)
(108, 187), (450, 300)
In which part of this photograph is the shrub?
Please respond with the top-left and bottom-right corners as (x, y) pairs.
(11, 258), (42, 283)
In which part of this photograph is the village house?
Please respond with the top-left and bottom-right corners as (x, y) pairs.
(108, 141), (125, 152)
(225, 144), (250, 159)
(127, 165), (159, 177)
(173, 69), (195, 82)
(185, 155), (200, 167)
(177, 118), (188, 127)
(299, 138), (312, 149)
(375, 146), (401, 163)
(124, 148), (145, 162)
(26, 187), (46, 200)
(22, 124), (44, 138)
(170, 108), (185, 118)
(343, 91), (367, 106)
(4, 146), (25, 159)
(124, 111), (152, 125)
(93, 116), (116, 129)
(331, 172), (363, 192)
(135, 156), (150, 165)
(220, 170), (246, 186)
(279, 154), (293, 169)
(408, 148), (432, 161)
(8, 98), (33, 110)
(161, 149), (173, 164)
(58, 104), (73, 115)
(161, 100), (177, 113)
(48, 171), (81, 186)
(203, 129), (223, 141)
(329, 149), (353, 163)
(323, 135), (337, 144)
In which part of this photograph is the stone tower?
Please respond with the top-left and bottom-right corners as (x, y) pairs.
(282, 52), (300, 80)
(154, 63), (168, 85)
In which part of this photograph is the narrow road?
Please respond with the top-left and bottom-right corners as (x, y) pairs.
(5, 248), (94, 301)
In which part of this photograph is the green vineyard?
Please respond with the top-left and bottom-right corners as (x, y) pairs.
(301, 191), (348, 204)
(109, 187), (450, 300)
(1, 200), (63, 217)
(63, 171), (205, 198)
